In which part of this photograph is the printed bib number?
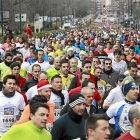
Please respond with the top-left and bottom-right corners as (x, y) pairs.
(0, 115), (16, 128)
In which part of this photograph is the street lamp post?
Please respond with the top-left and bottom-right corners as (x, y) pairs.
(0, 0), (3, 36)
(19, 0), (22, 34)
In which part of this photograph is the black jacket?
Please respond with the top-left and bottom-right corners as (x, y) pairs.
(52, 109), (86, 140)
(60, 103), (97, 119)
(22, 77), (38, 93)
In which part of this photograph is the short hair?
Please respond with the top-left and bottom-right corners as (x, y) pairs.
(51, 74), (61, 83)
(30, 48), (37, 54)
(94, 66), (102, 72)
(16, 51), (23, 57)
(121, 53), (126, 58)
(5, 52), (12, 59)
(82, 60), (91, 68)
(106, 41), (111, 45)
(82, 79), (94, 88)
(129, 46), (135, 50)
(13, 56), (23, 63)
(3, 74), (17, 85)
(128, 62), (138, 69)
(81, 87), (92, 95)
(30, 101), (49, 115)
(98, 42), (104, 47)
(60, 59), (69, 67)
(30, 95), (47, 104)
(86, 114), (108, 134)
(40, 71), (48, 76)
(92, 56), (99, 60)
(80, 72), (90, 80)
(128, 106), (140, 124)
(32, 64), (41, 71)
(130, 57), (138, 63)
(103, 58), (112, 64)
(113, 49), (121, 56)
(10, 62), (21, 69)
(70, 57), (78, 63)
(37, 49), (44, 54)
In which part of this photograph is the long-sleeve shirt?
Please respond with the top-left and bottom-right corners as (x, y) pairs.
(0, 121), (51, 140)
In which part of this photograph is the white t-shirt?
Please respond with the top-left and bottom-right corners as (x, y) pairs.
(26, 85), (38, 101)
(106, 100), (140, 133)
(112, 60), (127, 74)
(108, 53), (114, 60)
(104, 85), (125, 124)
(49, 90), (68, 107)
(29, 61), (52, 73)
(0, 91), (25, 136)
(104, 86), (124, 105)
(19, 48), (30, 58)
(50, 90), (68, 121)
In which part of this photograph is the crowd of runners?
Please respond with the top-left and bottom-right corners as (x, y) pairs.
(0, 24), (140, 140)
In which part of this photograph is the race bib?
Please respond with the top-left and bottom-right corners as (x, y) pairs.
(0, 115), (16, 128)
(118, 105), (132, 132)
(0, 107), (17, 128)
(46, 123), (53, 132)
(54, 109), (61, 121)
(106, 84), (112, 91)
(98, 85), (105, 97)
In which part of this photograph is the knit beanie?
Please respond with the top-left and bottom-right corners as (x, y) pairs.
(37, 80), (52, 91)
(69, 94), (86, 108)
(121, 76), (137, 96)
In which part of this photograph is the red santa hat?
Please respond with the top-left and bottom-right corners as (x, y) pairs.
(37, 80), (52, 91)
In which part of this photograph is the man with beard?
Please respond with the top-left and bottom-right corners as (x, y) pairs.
(60, 59), (74, 90)
(0, 52), (13, 80)
(94, 67), (106, 100)
(101, 58), (119, 92)
(69, 57), (81, 78)
(69, 60), (97, 91)
(51, 94), (86, 140)
(0, 75), (25, 136)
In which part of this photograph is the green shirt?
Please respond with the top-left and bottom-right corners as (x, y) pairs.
(47, 67), (60, 82)
(0, 121), (52, 140)
(0, 62), (10, 79)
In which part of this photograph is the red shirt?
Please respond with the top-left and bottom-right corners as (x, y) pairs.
(90, 74), (97, 86)
(18, 91), (28, 105)
(18, 75), (26, 89)
(25, 26), (32, 37)
(69, 86), (101, 101)
(117, 132), (140, 140)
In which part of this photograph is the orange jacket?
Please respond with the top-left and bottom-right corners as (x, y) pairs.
(15, 101), (55, 125)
